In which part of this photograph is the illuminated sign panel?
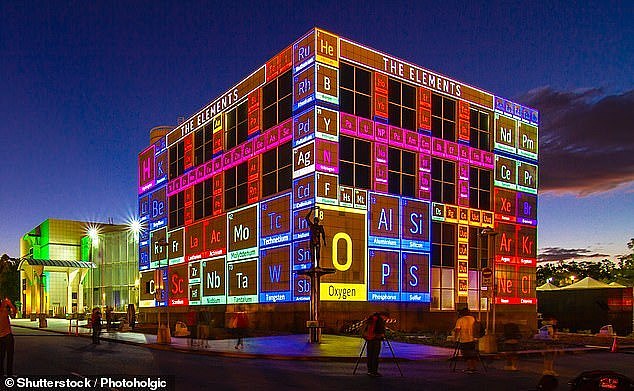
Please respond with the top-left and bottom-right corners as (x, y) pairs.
(293, 65), (315, 111)
(316, 63), (338, 105)
(496, 222), (517, 262)
(517, 225), (537, 262)
(517, 192), (537, 225)
(150, 228), (167, 269)
(401, 252), (430, 302)
(315, 139), (338, 174)
(293, 141), (315, 178)
(149, 187), (167, 230)
(228, 258), (258, 304)
(368, 193), (401, 248)
(517, 161), (538, 194)
(260, 193), (292, 247)
(201, 256), (226, 305)
(185, 221), (205, 261)
(139, 245), (150, 271)
(400, 197), (430, 251)
(495, 156), (517, 190)
(203, 214), (227, 257)
(292, 240), (311, 301)
(139, 271), (157, 307)
(368, 249), (400, 301)
(292, 175), (314, 210)
(316, 107), (338, 142)
(168, 264), (188, 306)
(319, 205), (367, 301)
(495, 96), (539, 125)
(293, 31), (315, 73)
(315, 28), (339, 67)
(227, 204), (259, 261)
(293, 107), (315, 146)
(494, 114), (517, 154)
(259, 245), (292, 302)
(155, 150), (168, 187)
(167, 228), (184, 265)
(494, 188), (517, 222)
(316, 172), (338, 205)
(138, 145), (155, 194)
(188, 261), (201, 305)
(518, 122), (538, 160)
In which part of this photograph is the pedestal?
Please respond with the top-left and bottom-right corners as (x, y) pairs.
(157, 325), (171, 344)
(479, 333), (497, 353)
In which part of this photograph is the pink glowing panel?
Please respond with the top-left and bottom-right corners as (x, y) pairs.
(358, 117), (375, 141)
(458, 162), (469, 181)
(470, 148), (482, 165)
(389, 126), (404, 148)
(459, 145), (470, 161)
(432, 138), (445, 158)
(254, 133), (267, 155)
(279, 119), (293, 143)
(374, 122), (388, 143)
(419, 134), (431, 153)
(375, 143), (388, 164)
(404, 130), (418, 151)
(445, 141), (459, 160)
(418, 153), (431, 172)
(481, 151), (494, 169)
(340, 112), (357, 136)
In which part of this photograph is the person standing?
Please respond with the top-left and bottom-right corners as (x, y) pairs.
(0, 297), (17, 377)
(454, 307), (477, 374)
(234, 311), (249, 349)
(363, 312), (387, 377)
(305, 206), (326, 265)
(91, 308), (102, 344)
(105, 306), (113, 331)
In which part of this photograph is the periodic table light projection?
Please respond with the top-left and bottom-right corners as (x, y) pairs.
(137, 28), (538, 308)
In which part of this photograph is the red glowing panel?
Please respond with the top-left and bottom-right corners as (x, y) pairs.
(185, 221), (204, 261)
(495, 188), (517, 219)
(204, 214), (226, 257)
(516, 225), (537, 261)
(374, 94), (388, 118)
(168, 264), (188, 306)
(459, 119), (470, 141)
(418, 108), (431, 131)
(418, 87), (431, 109)
(184, 134), (194, 170)
(495, 222), (517, 261)
(248, 179), (259, 203)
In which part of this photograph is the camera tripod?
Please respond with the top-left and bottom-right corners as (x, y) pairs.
(449, 341), (487, 373)
(353, 337), (403, 377)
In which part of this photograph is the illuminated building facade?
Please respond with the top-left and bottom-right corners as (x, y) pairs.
(137, 28), (538, 330)
(20, 219), (139, 316)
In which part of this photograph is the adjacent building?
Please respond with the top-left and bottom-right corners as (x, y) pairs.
(19, 219), (139, 316)
(137, 28), (539, 331)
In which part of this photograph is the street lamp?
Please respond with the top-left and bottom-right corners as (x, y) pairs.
(479, 228), (498, 353)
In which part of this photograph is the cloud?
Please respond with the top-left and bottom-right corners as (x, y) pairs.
(538, 246), (610, 263)
(519, 87), (634, 196)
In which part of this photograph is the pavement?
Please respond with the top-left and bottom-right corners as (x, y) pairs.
(11, 318), (617, 362)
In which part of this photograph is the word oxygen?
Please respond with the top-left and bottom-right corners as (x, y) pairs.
(328, 286), (356, 300)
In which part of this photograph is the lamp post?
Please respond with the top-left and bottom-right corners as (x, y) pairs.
(155, 239), (170, 344)
(479, 228), (498, 353)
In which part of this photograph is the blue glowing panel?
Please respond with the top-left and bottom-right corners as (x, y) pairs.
(400, 197), (431, 252)
(368, 249), (401, 302)
(259, 245), (292, 303)
(368, 192), (401, 249)
(401, 252), (430, 302)
(260, 193), (292, 247)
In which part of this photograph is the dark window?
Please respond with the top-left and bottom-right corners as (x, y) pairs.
(432, 158), (456, 204)
(193, 178), (217, 221)
(339, 62), (372, 119)
(168, 192), (184, 229)
(388, 147), (415, 197)
(225, 101), (248, 150)
(431, 93), (456, 141)
(388, 78), (416, 131)
(262, 70), (292, 131)
(194, 123), (215, 166)
(432, 222), (456, 267)
(469, 167), (491, 210)
(469, 108), (491, 151)
(168, 141), (184, 180)
(262, 141), (292, 197)
(468, 227), (490, 269)
(224, 162), (249, 210)
(339, 136), (371, 189)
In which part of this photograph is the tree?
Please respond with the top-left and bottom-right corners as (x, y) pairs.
(537, 239), (634, 287)
(0, 254), (19, 304)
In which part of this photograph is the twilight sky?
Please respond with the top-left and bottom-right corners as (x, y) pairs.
(1, 1), (632, 261)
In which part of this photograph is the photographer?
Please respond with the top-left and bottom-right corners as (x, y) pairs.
(0, 297), (17, 377)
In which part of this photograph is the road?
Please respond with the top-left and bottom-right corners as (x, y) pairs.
(7, 327), (633, 390)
